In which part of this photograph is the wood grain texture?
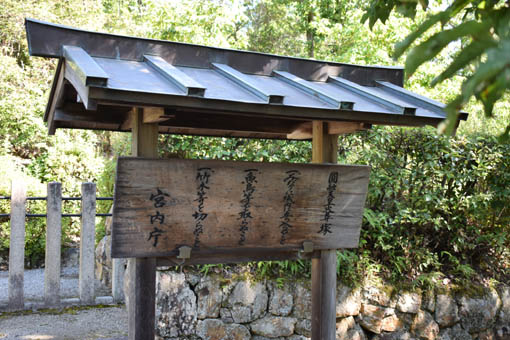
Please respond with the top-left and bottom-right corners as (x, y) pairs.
(128, 107), (158, 340)
(143, 107), (170, 123)
(45, 59), (65, 135)
(320, 250), (337, 340)
(127, 257), (156, 340)
(156, 249), (317, 267)
(287, 121), (371, 139)
(131, 108), (158, 158)
(311, 121), (339, 340)
(112, 157), (369, 259)
(311, 257), (321, 340)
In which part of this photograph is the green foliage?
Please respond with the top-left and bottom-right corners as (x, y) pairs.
(362, 0), (510, 139)
(0, 0), (111, 266)
(158, 135), (311, 163)
(349, 127), (510, 285)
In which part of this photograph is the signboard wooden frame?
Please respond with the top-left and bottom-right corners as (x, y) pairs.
(111, 157), (370, 260)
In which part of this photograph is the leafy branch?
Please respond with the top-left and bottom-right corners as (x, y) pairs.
(363, 0), (510, 140)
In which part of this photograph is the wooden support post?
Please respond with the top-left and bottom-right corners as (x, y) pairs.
(128, 107), (158, 340)
(8, 181), (26, 310)
(311, 121), (338, 340)
(80, 182), (96, 304)
(320, 250), (337, 340)
(128, 257), (157, 339)
(311, 256), (322, 340)
(45, 182), (62, 307)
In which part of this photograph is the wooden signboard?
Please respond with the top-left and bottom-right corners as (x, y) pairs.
(111, 157), (370, 260)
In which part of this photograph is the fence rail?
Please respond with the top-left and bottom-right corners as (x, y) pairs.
(0, 196), (113, 218)
(1, 181), (124, 311)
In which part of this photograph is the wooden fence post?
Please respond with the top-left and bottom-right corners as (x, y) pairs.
(311, 121), (338, 340)
(80, 182), (96, 304)
(8, 181), (26, 310)
(128, 107), (158, 340)
(45, 181), (62, 307)
(112, 258), (126, 303)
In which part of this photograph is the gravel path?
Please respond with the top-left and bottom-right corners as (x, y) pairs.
(0, 267), (111, 306)
(0, 267), (129, 339)
(0, 306), (128, 339)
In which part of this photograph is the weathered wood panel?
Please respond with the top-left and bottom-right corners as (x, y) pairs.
(112, 157), (369, 259)
(156, 249), (317, 267)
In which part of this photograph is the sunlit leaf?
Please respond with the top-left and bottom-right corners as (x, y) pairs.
(478, 68), (510, 117)
(461, 41), (510, 103)
(431, 33), (497, 86)
(394, 12), (447, 59)
(406, 20), (488, 78)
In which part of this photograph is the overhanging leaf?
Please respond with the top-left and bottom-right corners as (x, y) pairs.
(461, 41), (510, 103)
(396, 2), (418, 18)
(394, 12), (447, 59)
(439, 97), (463, 136)
(431, 33), (497, 86)
(405, 20), (489, 78)
(478, 68), (510, 117)
(394, 0), (472, 59)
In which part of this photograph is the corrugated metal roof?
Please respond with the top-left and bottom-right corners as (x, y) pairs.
(25, 19), (467, 139)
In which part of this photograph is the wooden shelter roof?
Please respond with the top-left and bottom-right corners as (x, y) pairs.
(25, 19), (468, 139)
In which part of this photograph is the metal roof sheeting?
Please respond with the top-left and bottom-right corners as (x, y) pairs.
(25, 19), (467, 139)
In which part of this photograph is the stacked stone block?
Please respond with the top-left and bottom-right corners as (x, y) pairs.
(152, 271), (510, 340)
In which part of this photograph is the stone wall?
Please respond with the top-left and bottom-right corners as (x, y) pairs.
(95, 211), (113, 288)
(153, 270), (510, 340)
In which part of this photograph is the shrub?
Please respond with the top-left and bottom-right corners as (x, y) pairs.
(347, 127), (510, 286)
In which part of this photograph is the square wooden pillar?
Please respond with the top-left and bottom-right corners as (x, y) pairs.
(311, 120), (338, 340)
(128, 107), (159, 340)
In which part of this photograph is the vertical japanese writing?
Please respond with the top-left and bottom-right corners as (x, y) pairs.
(193, 167), (214, 248)
(238, 169), (259, 246)
(279, 170), (301, 245)
(318, 171), (339, 236)
(150, 188), (169, 208)
(147, 227), (164, 247)
(147, 187), (169, 247)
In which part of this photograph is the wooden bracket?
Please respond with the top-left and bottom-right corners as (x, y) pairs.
(121, 107), (175, 130)
(327, 122), (371, 134)
(287, 122), (312, 139)
(287, 121), (370, 139)
(121, 108), (135, 130)
(143, 107), (174, 123)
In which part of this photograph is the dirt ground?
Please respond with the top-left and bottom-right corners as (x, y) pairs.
(0, 306), (127, 340)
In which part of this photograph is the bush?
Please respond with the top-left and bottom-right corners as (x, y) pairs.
(347, 127), (510, 286)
